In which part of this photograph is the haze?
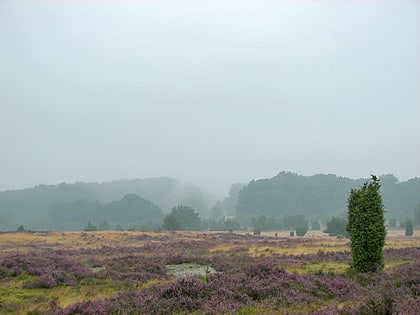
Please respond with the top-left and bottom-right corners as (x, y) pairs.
(1, 0), (419, 195)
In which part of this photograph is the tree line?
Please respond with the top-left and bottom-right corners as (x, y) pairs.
(235, 172), (420, 225)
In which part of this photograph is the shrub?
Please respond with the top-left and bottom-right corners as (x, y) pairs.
(406, 220), (414, 236)
(296, 226), (308, 236)
(325, 216), (348, 238)
(347, 175), (386, 272)
(311, 221), (321, 230)
(83, 221), (97, 232)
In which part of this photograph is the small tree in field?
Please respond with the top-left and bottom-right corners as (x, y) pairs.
(163, 214), (180, 231)
(325, 216), (348, 238)
(405, 220), (414, 236)
(347, 175), (386, 272)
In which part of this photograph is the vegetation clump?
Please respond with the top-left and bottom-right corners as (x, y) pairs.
(405, 220), (414, 236)
(325, 216), (348, 238)
(163, 205), (201, 231)
(295, 226), (308, 236)
(347, 175), (386, 272)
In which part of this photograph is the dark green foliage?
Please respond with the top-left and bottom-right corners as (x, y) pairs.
(204, 217), (240, 232)
(388, 218), (397, 227)
(223, 219), (240, 232)
(253, 226), (261, 236)
(289, 231), (294, 237)
(83, 221), (97, 231)
(98, 221), (109, 231)
(48, 194), (163, 231)
(347, 175), (386, 272)
(210, 202), (224, 218)
(324, 216), (348, 237)
(103, 194), (163, 226)
(163, 214), (181, 231)
(0, 178), (218, 231)
(295, 226), (308, 236)
(405, 220), (414, 236)
(311, 221), (321, 230)
(236, 172), (366, 223)
(283, 214), (307, 230)
(236, 172), (420, 224)
(16, 225), (25, 232)
(251, 215), (281, 231)
(222, 183), (246, 216)
(0, 265), (12, 279)
(49, 199), (103, 231)
(164, 205), (202, 231)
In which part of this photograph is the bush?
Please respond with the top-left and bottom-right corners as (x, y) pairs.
(406, 220), (414, 236)
(347, 175), (386, 272)
(296, 226), (308, 236)
(0, 265), (12, 279)
(311, 221), (321, 230)
(388, 218), (397, 227)
(325, 216), (348, 238)
(83, 221), (97, 232)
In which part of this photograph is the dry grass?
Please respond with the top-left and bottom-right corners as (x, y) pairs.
(0, 231), (175, 253)
(1, 229), (419, 314)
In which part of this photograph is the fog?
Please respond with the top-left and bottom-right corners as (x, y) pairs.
(1, 0), (419, 195)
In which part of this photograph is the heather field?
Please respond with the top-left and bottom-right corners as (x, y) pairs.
(0, 230), (419, 314)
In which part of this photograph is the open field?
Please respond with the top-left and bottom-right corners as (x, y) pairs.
(1, 230), (419, 314)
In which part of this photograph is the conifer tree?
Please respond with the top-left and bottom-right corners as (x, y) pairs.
(405, 220), (414, 236)
(346, 175), (386, 272)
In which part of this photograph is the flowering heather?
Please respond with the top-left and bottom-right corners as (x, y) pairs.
(0, 251), (93, 288)
(1, 231), (420, 314)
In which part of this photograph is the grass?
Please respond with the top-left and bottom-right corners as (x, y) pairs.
(0, 277), (123, 314)
(285, 261), (349, 274)
(1, 228), (419, 314)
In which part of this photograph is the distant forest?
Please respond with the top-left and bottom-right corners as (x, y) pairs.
(236, 172), (420, 225)
(0, 178), (219, 231)
(0, 173), (419, 231)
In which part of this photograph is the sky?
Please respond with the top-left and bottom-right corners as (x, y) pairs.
(1, 0), (419, 196)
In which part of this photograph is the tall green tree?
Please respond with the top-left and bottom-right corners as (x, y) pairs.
(324, 216), (348, 237)
(405, 219), (414, 236)
(210, 202), (224, 218)
(162, 214), (180, 231)
(167, 205), (202, 231)
(346, 175), (386, 272)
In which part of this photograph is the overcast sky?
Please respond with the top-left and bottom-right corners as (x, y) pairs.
(1, 0), (419, 195)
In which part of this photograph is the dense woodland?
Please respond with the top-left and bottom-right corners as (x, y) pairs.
(0, 173), (419, 232)
(236, 172), (420, 225)
(0, 178), (218, 231)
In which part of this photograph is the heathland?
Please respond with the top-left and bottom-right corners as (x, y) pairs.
(0, 229), (419, 314)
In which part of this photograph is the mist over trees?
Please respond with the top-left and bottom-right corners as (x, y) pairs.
(222, 183), (246, 216)
(236, 172), (420, 225)
(0, 172), (419, 232)
(0, 178), (218, 231)
(163, 205), (202, 231)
